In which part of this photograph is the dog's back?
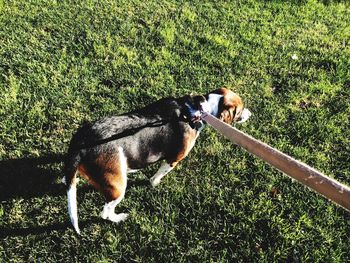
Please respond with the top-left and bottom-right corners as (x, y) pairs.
(65, 96), (194, 167)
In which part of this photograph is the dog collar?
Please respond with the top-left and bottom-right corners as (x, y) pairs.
(184, 103), (205, 131)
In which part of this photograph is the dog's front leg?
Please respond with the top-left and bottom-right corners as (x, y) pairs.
(150, 162), (175, 187)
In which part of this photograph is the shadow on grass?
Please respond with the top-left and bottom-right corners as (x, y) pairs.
(0, 154), (153, 237)
(0, 153), (152, 201)
(0, 218), (102, 238)
(0, 179), (151, 238)
(0, 154), (66, 201)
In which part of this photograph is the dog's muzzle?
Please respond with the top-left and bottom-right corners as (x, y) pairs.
(236, 108), (252, 123)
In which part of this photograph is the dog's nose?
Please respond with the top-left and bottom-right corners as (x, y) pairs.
(237, 108), (251, 123)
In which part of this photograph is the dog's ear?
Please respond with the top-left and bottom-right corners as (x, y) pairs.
(219, 104), (235, 123)
(217, 97), (232, 123)
(214, 89), (244, 124)
(218, 96), (244, 124)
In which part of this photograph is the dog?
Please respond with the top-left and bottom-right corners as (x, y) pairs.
(63, 88), (251, 234)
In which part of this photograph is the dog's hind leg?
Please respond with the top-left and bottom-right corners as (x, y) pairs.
(100, 147), (129, 224)
(101, 196), (129, 223)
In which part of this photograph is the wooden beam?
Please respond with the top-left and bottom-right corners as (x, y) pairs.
(202, 113), (350, 212)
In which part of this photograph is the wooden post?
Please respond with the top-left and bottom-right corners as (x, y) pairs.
(202, 113), (350, 212)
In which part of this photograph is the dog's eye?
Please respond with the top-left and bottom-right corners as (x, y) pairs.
(234, 108), (243, 120)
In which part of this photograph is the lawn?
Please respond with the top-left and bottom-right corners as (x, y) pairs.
(0, 0), (349, 261)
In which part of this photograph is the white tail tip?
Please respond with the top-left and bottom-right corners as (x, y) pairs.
(67, 184), (80, 234)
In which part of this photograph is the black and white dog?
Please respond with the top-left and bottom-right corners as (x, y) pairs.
(63, 88), (251, 233)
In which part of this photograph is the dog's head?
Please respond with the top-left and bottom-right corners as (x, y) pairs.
(204, 88), (251, 124)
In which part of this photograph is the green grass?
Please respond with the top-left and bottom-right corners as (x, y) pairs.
(1, 0), (350, 261)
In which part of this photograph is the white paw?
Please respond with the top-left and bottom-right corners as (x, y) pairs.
(108, 213), (129, 223)
(150, 178), (161, 188)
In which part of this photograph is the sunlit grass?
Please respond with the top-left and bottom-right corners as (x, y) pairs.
(0, 0), (349, 261)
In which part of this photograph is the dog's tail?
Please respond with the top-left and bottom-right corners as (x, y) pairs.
(63, 152), (81, 234)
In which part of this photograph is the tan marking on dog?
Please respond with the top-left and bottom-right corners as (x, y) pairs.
(168, 129), (198, 166)
(78, 164), (103, 192)
(212, 88), (245, 124)
(78, 151), (127, 202)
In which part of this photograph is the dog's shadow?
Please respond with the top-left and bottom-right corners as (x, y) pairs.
(0, 154), (67, 201)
